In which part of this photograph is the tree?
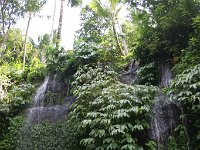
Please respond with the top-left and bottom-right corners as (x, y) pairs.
(56, 0), (64, 48)
(56, 0), (82, 48)
(51, 0), (57, 40)
(90, 0), (129, 55)
(74, 6), (108, 45)
(128, 0), (200, 65)
(38, 33), (51, 62)
(0, 29), (24, 64)
(173, 15), (200, 74)
(22, 0), (46, 71)
(0, 0), (24, 51)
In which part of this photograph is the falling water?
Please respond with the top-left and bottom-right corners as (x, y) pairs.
(151, 62), (180, 149)
(160, 62), (172, 87)
(27, 75), (74, 123)
(52, 74), (57, 92)
(33, 76), (49, 107)
(120, 60), (138, 84)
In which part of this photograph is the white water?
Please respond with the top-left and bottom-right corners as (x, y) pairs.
(160, 62), (172, 87)
(28, 105), (67, 123)
(151, 62), (179, 149)
(27, 75), (74, 123)
(33, 76), (50, 107)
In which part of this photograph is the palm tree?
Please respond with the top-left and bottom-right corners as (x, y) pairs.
(22, 12), (32, 71)
(51, 0), (57, 40)
(90, 0), (128, 55)
(56, 0), (82, 48)
(22, 0), (46, 71)
(56, 0), (64, 48)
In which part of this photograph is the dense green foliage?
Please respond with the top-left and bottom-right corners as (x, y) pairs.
(0, 0), (200, 149)
(169, 64), (200, 149)
(173, 15), (200, 74)
(132, 0), (199, 63)
(18, 117), (72, 150)
(64, 66), (157, 149)
(0, 116), (25, 150)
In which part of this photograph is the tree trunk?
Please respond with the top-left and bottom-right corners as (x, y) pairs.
(56, 0), (64, 48)
(112, 16), (124, 55)
(117, 20), (128, 55)
(23, 12), (32, 71)
(51, 0), (57, 40)
(0, 0), (6, 51)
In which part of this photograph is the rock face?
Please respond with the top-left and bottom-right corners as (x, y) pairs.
(151, 93), (181, 148)
(159, 62), (173, 87)
(120, 60), (181, 149)
(28, 75), (75, 124)
(120, 60), (139, 84)
(150, 61), (180, 149)
(28, 105), (68, 123)
(47, 74), (67, 93)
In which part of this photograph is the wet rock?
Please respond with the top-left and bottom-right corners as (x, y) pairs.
(28, 105), (68, 123)
(151, 93), (181, 148)
(120, 60), (139, 84)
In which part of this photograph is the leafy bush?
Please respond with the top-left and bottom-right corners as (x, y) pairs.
(169, 64), (200, 106)
(0, 63), (24, 84)
(0, 82), (34, 139)
(0, 116), (25, 150)
(69, 65), (157, 149)
(168, 64), (200, 149)
(17, 116), (79, 150)
(173, 15), (200, 74)
(8, 83), (35, 113)
(60, 42), (100, 80)
(0, 74), (11, 113)
(166, 125), (188, 150)
(136, 62), (158, 85)
(0, 81), (34, 114)
(61, 41), (131, 81)
(45, 46), (67, 73)
(27, 57), (45, 81)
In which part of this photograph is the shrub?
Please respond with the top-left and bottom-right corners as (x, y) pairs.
(69, 65), (157, 149)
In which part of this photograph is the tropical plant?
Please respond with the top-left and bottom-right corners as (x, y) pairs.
(173, 15), (200, 74)
(22, 0), (47, 71)
(168, 64), (200, 149)
(0, 116), (25, 150)
(0, 0), (24, 51)
(129, 0), (200, 65)
(136, 62), (158, 85)
(68, 65), (157, 149)
(89, 0), (128, 55)
(56, 0), (82, 47)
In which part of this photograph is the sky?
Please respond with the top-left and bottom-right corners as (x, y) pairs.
(15, 0), (128, 50)
(15, 0), (82, 49)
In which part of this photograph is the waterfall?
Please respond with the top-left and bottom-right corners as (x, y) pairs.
(150, 62), (180, 149)
(27, 75), (74, 123)
(18, 76), (76, 149)
(160, 62), (172, 87)
(33, 76), (49, 107)
(120, 60), (138, 84)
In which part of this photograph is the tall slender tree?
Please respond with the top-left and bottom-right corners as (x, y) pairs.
(56, 0), (82, 48)
(90, 0), (128, 55)
(56, 0), (65, 48)
(51, 0), (57, 40)
(0, 0), (24, 51)
(22, 0), (46, 71)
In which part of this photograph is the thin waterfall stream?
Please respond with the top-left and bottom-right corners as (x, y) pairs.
(33, 76), (49, 107)
(18, 75), (76, 149)
(150, 62), (180, 149)
(27, 75), (74, 123)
